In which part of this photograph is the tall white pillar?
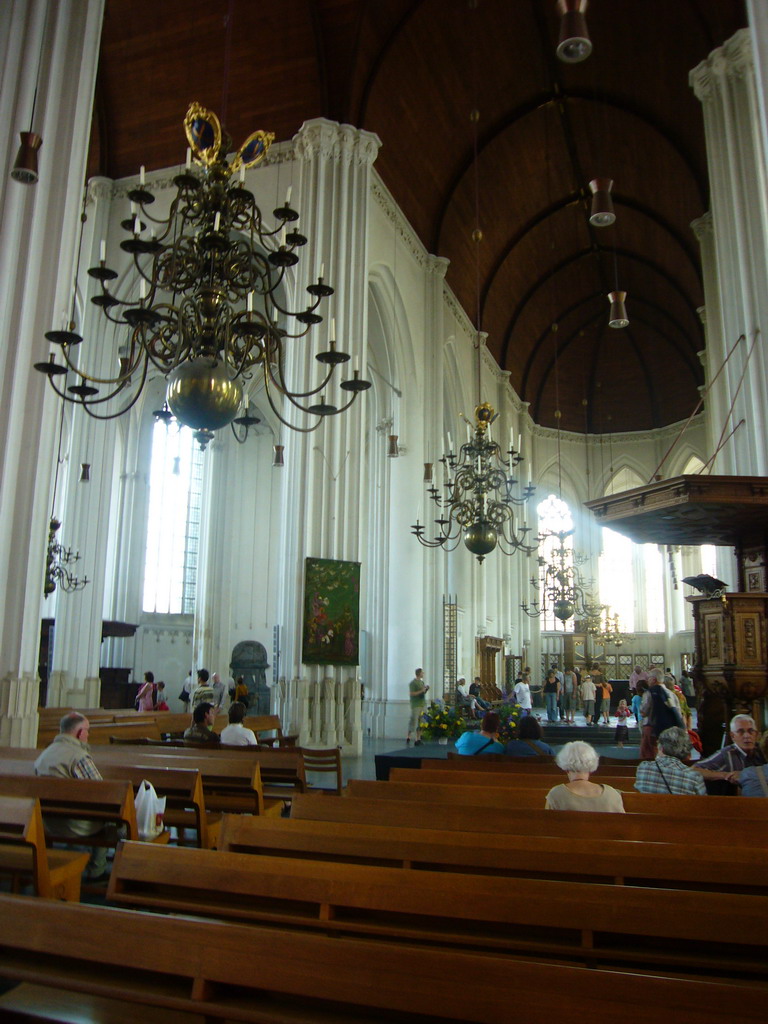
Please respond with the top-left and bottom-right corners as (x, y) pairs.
(0, 0), (104, 743)
(275, 120), (380, 750)
(690, 30), (768, 475)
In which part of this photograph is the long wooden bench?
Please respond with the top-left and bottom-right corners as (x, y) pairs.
(94, 749), (272, 815)
(0, 796), (89, 900)
(106, 840), (768, 982)
(241, 713), (298, 746)
(96, 743), (306, 805)
(290, 792), (768, 844)
(95, 765), (220, 848)
(387, 768), (768, 817)
(349, 777), (768, 821)
(216, 813), (768, 894)
(0, 775), (144, 843)
(0, 747), (273, 819)
(37, 719), (164, 748)
(0, 894), (762, 1024)
(434, 755), (639, 775)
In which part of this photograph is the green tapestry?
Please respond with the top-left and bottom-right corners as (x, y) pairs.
(302, 557), (361, 666)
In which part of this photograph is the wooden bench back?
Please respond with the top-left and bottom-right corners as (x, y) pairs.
(92, 749), (265, 815)
(388, 769), (768, 818)
(0, 775), (138, 840)
(433, 756), (638, 775)
(216, 813), (768, 894)
(1, 892), (763, 1024)
(96, 765), (212, 847)
(291, 793), (765, 845)
(106, 840), (768, 982)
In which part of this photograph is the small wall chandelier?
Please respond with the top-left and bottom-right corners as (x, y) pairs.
(35, 103), (370, 440)
(44, 518), (89, 596)
(412, 403), (536, 563)
(521, 529), (597, 623)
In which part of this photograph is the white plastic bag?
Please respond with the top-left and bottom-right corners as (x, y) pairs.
(134, 780), (166, 840)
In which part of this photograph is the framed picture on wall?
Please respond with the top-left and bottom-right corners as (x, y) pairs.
(302, 557), (361, 666)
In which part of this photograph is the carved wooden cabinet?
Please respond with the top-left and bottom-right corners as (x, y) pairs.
(687, 593), (767, 752)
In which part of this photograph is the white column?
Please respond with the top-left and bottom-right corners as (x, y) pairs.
(690, 29), (768, 475)
(275, 120), (380, 751)
(0, 0), (104, 743)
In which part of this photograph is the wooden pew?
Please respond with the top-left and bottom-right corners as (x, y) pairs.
(96, 743), (306, 805)
(0, 894), (762, 1024)
(92, 749), (270, 816)
(216, 814), (768, 895)
(349, 777), (768, 822)
(0, 753), (223, 844)
(242, 713), (298, 746)
(390, 768), (637, 789)
(106, 840), (768, 982)
(0, 796), (89, 900)
(0, 775), (144, 843)
(434, 755), (638, 775)
(95, 765), (219, 848)
(290, 793), (768, 845)
(388, 768), (768, 818)
(37, 719), (163, 748)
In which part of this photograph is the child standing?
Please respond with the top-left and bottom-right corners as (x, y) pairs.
(614, 699), (631, 747)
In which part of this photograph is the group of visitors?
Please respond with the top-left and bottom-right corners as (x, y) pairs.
(454, 711), (554, 757)
(134, 671), (169, 712)
(182, 699), (257, 745)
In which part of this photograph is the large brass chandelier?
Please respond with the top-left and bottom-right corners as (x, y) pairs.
(35, 103), (370, 442)
(411, 402), (536, 563)
(583, 605), (631, 647)
(521, 529), (598, 623)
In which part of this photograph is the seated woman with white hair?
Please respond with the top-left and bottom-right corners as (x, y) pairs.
(545, 740), (625, 812)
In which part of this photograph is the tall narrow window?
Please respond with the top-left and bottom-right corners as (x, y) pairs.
(143, 422), (203, 614)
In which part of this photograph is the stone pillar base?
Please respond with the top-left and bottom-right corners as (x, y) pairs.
(0, 674), (40, 748)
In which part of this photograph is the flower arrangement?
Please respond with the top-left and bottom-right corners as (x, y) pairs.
(496, 703), (523, 744)
(418, 702), (466, 741)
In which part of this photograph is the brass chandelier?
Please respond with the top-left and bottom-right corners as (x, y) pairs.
(583, 605), (631, 647)
(411, 402), (536, 563)
(35, 103), (370, 442)
(521, 529), (598, 623)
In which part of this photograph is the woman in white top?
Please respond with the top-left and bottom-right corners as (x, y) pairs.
(545, 741), (625, 813)
(220, 701), (258, 746)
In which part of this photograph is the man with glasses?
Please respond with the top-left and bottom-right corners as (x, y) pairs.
(694, 714), (765, 792)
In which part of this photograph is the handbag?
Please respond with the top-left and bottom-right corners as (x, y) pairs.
(134, 780), (166, 840)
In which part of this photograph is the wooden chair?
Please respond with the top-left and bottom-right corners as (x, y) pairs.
(301, 746), (342, 795)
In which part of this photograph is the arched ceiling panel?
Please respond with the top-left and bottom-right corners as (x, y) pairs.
(89, 0), (748, 434)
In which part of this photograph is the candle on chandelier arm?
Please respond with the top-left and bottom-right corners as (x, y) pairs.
(447, 431), (453, 452)
(100, 240), (106, 263)
(130, 201), (136, 216)
(214, 211), (221, 232)
(239, 164), (245, 184)
(320, 262), (325, 280)
(140, 165), (145, 186)
(467, 423), (472, 442)
(139, 279), (147, 300)
(244, 393), (249, 411)
(330, 318), (336, 342)
(285, 185), (292, 205)
(247, 292), (253, 313)
(133, 215), (140, 235)
(517, 431), (522, 453)
(186, 147), (191, 170)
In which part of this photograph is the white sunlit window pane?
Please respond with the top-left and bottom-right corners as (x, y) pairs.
(643, 543), (665, 633)
(599, 527), (635, 632)
(143, 422), (202, 614)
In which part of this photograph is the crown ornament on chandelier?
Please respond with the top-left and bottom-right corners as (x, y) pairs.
(35, 103), (370, 443)
(412, 402), (536, 563)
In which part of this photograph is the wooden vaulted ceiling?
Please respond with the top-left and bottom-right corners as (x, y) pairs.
(90, 0), (747, 434)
